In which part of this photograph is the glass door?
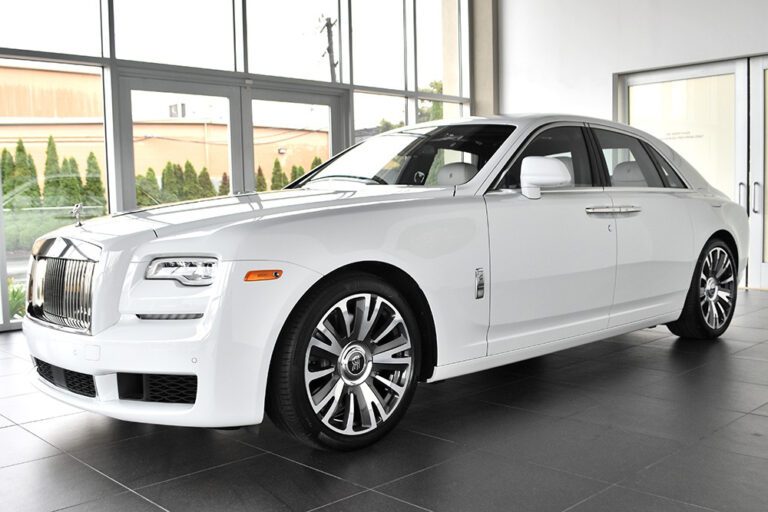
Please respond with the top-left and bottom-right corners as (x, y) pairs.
(619, 60), (750, 286)
(244, 89), (348, 192)
(749, 57), (768, 288)
(621, 60), (748, 205)
(118, 77), (244, 210)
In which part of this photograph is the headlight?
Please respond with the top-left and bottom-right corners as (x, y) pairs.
(145, 257), (218, 286)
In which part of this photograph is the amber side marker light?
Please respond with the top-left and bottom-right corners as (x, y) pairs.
(244, 269), (283, 281)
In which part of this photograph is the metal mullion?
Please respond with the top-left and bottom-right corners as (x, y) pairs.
(235, 0), (247, 73)
(0, 47), (107, 67)
(240, 86), (255, 192)
(347, 0), (354, 85)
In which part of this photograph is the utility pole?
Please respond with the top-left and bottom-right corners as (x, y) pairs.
(321, 17), (338, 83)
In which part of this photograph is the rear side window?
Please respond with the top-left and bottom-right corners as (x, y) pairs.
(593, 129), (664, 188)
(645, 144), (687, 188)
(497, 126), (595, 189)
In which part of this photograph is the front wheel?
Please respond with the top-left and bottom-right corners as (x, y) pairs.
(667, 239), (737, 339)
(267, 273), (420, 450)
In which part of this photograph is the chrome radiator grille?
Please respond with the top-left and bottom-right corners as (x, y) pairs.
(35, 258), (95, 331)
(28, 238), (100, 334)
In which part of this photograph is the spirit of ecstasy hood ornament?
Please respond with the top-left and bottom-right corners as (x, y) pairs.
(71, 203), (83, 227)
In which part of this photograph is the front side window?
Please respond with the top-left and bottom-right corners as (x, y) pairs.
(593, 129), (664, 188)
(303, 124), (514, 187)
(496, 126), (595, 189)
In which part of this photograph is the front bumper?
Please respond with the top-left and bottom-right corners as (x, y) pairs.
(24, 316), (262, 427)
(22, 259), (324, 428)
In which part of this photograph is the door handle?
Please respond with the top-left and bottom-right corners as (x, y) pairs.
(585, 206), (615, 214)
(586, 205), (642, 214)
(615, 205), (642, 213)
(753, 182), (762, 214)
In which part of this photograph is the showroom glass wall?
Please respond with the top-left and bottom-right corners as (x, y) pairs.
(0, 0), (472, 330)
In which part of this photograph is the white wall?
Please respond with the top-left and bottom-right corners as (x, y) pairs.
(499, 0), (768, 119)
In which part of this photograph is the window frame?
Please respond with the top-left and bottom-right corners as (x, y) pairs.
(643, 141), (689, 189)
(489, 122), (604, 192)
(587, 125), (669, 190)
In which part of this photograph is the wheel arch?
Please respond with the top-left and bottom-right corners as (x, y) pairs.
(272, 260), (438, 382)
(708, 229), (738, 265)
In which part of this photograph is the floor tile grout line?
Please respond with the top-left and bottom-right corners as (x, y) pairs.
(471, 447), (618, 487)
(612, 483), (723, 512)
(51, 490), (167, 512)
(558, 483), (616, 512)
(63, 452), (172, 512)
(367, 488), (434, 511)
(302, 489), (375, 512)
(0, 451), (62, 471)
(132, 453), (267, 493)
(224, 437), (373, 488)
(370, 450), (481, 491)
(12, 419), (171, 511)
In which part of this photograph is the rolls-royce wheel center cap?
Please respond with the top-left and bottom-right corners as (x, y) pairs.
(705, 277), (719, 301)
(339, 343), (372, 385)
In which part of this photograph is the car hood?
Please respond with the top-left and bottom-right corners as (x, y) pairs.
(42, 185), (454, 250)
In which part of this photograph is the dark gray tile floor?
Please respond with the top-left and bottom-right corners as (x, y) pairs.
(1, 290), (768, 511)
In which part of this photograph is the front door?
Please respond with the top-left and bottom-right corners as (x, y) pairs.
(485, 125), (616, 355)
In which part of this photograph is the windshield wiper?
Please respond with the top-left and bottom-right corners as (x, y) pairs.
(311, 175), (388, 185)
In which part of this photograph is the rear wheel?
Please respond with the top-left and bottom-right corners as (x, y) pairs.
(267, 273), (420, 450)
(667, 239), (737, 339)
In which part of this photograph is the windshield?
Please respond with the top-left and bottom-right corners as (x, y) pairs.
(303, 124), (515, 186)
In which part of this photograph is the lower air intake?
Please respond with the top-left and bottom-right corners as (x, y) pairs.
(117, 373), (198, 404)
(34, 358), (96, 398)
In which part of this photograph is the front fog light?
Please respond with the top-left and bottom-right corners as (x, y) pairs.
(145, 257), (218, 286)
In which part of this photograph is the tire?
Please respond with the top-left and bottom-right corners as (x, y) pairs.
(266, 272), (420, 450)
(667, 239), (737, 339)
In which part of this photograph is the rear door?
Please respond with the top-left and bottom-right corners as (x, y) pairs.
(589, 126), (694, 327)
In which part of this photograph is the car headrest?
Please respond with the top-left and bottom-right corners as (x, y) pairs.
(612, 161), (647, 187)
(554, 156), (574, 186)
(436, 162), (478, 186)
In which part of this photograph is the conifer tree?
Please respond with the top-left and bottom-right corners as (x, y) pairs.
(11, 140), (41, 208)
(255, 166), (267, 192)
(137, 168), (161, 207)
(26, 154), (42, 207)
(311, 156), (323, 169)
(218, 172), (230, 196)
(271, 158), (287, 190)
(1, 148), (14, 198)
(290, 165), (299, 182)
(198, 167), (216, 198)
(181, 161), (201, 200)
(83, 152), (105, 206)
(59, 157), (82, 205)
(43, 136), (61, 207)
(144, 168), (161, 200)
(161, 162), (181, 201)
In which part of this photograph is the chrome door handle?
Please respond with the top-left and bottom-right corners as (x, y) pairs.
(585, 206), (615, 214)
(615, 205), (642, 213)
(753, 182), (761, 214)
(586, 205), (642, 214)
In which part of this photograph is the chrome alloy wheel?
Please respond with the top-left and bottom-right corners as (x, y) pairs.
(303, 293), (413, 436)
(699, 246), (736, 330)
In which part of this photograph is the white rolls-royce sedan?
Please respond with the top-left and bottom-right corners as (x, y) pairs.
(24, 115), (748, 450)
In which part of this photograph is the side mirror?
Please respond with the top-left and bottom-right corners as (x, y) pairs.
(520, 156), (572, 199)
